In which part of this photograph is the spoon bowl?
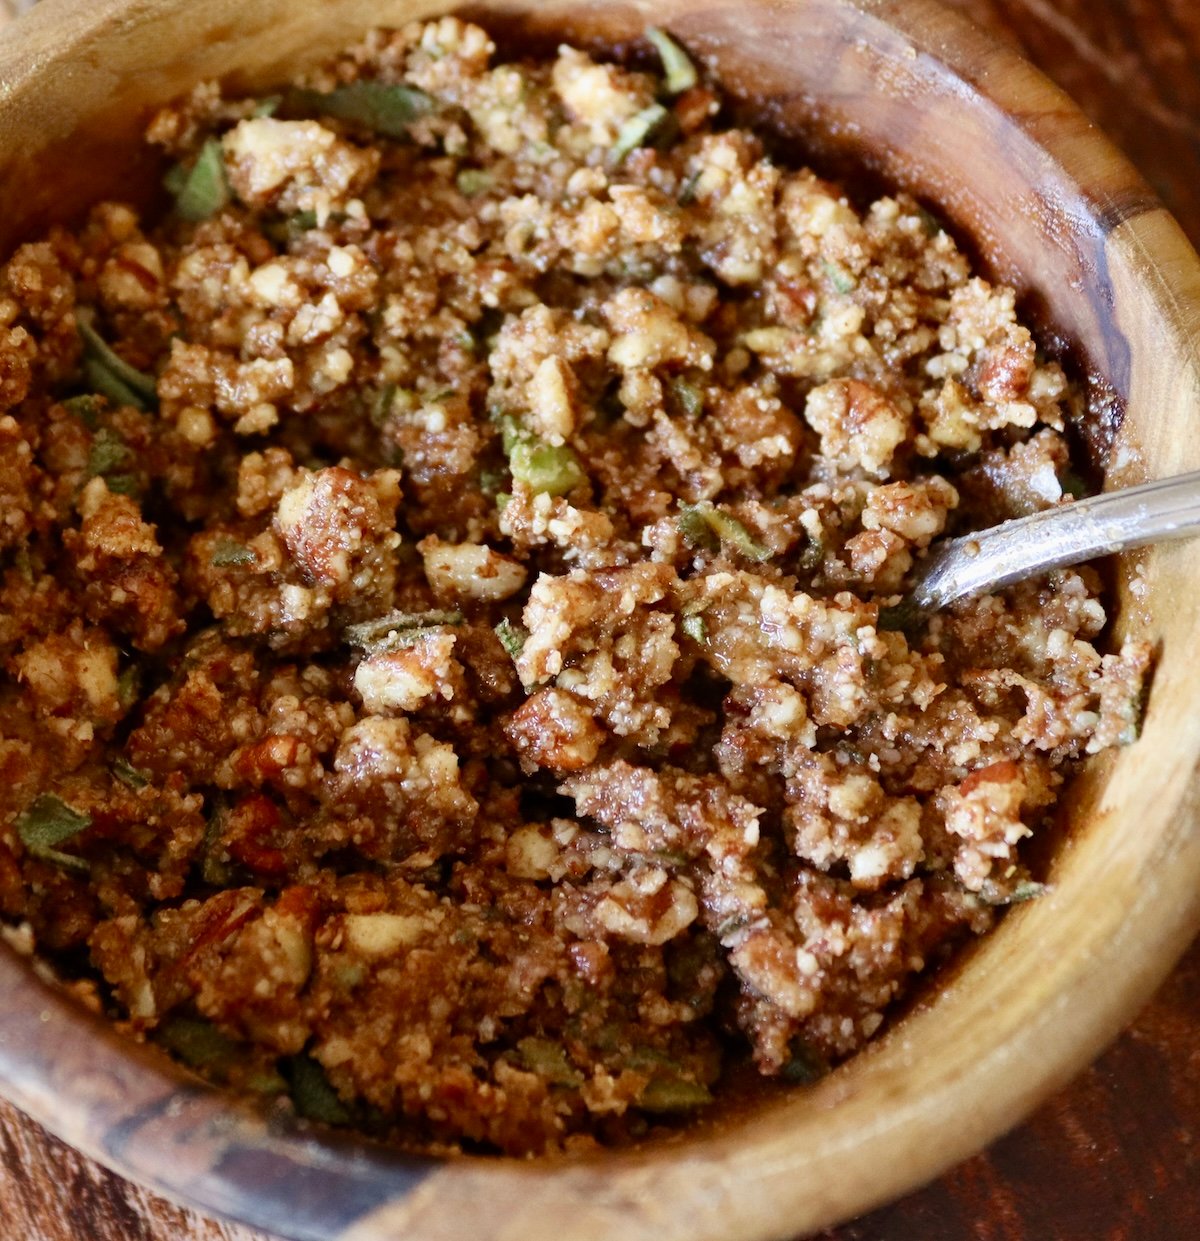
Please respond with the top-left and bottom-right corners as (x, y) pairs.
(903, 468), (1200, 614)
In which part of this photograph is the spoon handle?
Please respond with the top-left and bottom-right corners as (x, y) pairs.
(908, 468), (1200, 611)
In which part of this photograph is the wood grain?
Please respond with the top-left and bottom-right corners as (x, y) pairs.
(0, 1), (1197, 1238)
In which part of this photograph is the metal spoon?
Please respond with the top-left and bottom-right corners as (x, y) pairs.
(903, 468), (1200, 615)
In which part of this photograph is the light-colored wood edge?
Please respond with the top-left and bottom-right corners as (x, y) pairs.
(0, 2), (1198, 1240)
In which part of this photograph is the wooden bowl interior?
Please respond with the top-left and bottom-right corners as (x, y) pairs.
(1, 1), (1199, 1238)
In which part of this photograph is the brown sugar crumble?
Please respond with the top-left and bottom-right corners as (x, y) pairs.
(0, 20), (1150, 1155)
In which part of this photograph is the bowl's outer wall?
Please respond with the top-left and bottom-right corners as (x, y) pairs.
(1, 2), (1200, 1240)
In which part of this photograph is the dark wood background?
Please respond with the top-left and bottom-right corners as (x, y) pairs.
(1, 1), (1198, 1237)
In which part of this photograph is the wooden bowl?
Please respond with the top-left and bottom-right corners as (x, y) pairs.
(2, 1), (1199, 1238)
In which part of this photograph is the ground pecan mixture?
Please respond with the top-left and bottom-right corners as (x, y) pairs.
(0, 20), (1150, 1155)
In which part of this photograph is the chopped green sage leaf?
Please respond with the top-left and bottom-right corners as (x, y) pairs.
(345, 609), (463, 652)
(286, 82), (436, 139)
(499, 414), (585, 496)
(637, 1077), (712, 1113)
(509, 440), (585, 497)
(366, 382), (398, 427)
(916, 206), (944, 238)
(646, 28), (698, 95)
(978, 879), (1050, 907)
(16, 794), (92, 851)
(516, 1037), (583, 1088)
(670, 377), (704, 418)
(104, 473), (140, 496)
(677, 502), (772, 562)
(159, 1017), (240, 1075)
(87, 427), (132, 479)
(781, 1042), (830, 1085)
(77, 318), (158, 410)
(15, 794), (91, 872)
(680, 613), (706, 643)
(210, 538), (256, 568)
(821, 259), (856, 295)
(611, 103), (670, 165)
(168, 138), (231, 222)
(287, 1054), (351, 1125)
(63, 394), (103, 429)
(117, 667), (141, 708)
(494, 617), (528, 660)
(876, 599), (921, 634)
(112, 758), (151, 790)
(456, 168), (494, 197)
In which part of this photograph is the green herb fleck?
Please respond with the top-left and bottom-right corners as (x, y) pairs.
(680, 613), (706, 643)
(478, 466), (506, 496)
(162, 162), (187, 197)
(87, 427), (132, 480)
(509, 440), (585, 497)
(678, 505), (720, 553)
(797, 534), (825, 576)
(201, 802), (233, 887)
(494, 617), (528, 660)
(167, 138), (231, 222)
(112, 758), (150, 790)
(12, 547), (34, 585)
(781, 1041), (830, 1085)
(286, 1055), (351, 1125)
(117, 667), (140, 709)
(821, 259), (856, 295)
(500, 413), (586, 496)
(637, 1077), (712, 1113)
(253, 95), (282, 118)
(1119, 681), (1149, 745)
(285, 81), (436, 139)
(456, 168), (494, 197)
(210, 537), (256, 568)
(104, 473), (140, 496)
(516, 1037), (583, 1088)
(494, 411), (524, 454)
(63, 394), (103, 429)
(916, 206), (944, 238)
(678, 170), (701, 205)
(1009, 880), (1049, 903)
(646, 27), (698, 95)
(876, 599), (921, 634)
(345, 609), (463, 652)
(77, 318), (157, 410)
(670, 376), (704, 418)
(15, 794), (91, 872)
(15, 794), (91, 850)
(1060, 471), (1087, 499)
(159, 1017), (240, 1075)
(611, 103), (670, 165)
(677, 503), (772, 562)
(248, 1067), (289, 1095)
(368, 382), (398, 427)
(978, 879), (1049, 907)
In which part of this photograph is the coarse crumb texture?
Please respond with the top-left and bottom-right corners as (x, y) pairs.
(0, 20), (1150, 1155)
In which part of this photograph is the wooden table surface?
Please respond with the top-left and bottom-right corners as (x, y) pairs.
(1, 0), (1198, 1237)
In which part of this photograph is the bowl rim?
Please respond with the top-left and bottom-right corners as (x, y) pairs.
(2, 1), (1200, 1239)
